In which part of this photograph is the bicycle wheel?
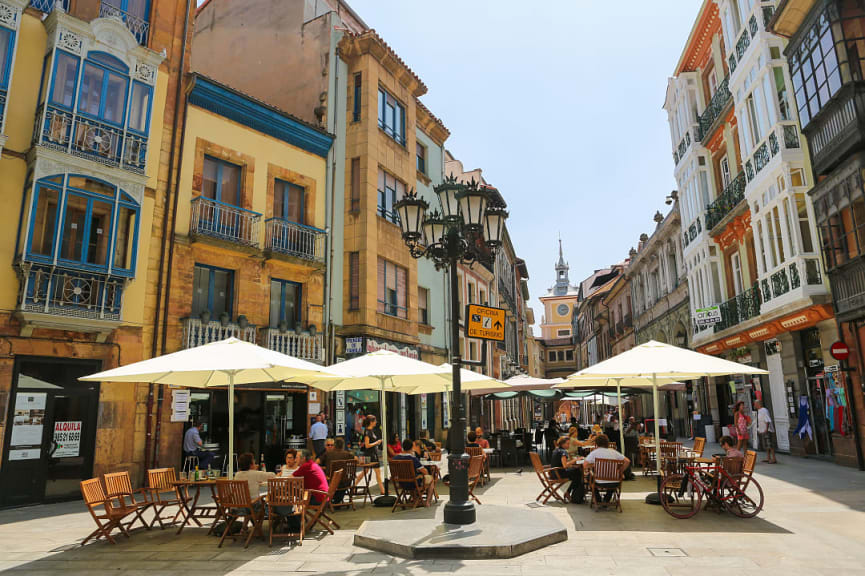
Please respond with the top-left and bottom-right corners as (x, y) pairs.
(660, 474), (702, 519)
(722, 474), (764, 518)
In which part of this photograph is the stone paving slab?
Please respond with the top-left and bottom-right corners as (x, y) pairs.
(1, 445), (864, 574)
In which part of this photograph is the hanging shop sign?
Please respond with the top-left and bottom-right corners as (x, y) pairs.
(465, 304), (506, 341)
(694, 306), (721, 327)
(52, 421), (82, 458)
(345, 337), (363, 355)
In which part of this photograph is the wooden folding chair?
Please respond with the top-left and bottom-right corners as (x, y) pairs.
(589, 458), (623, 512)
(80, 478), (137, 545)
(693, 437), (706, 457)
(427, 451), (442, 501)
(467, 455), (484, 504)
(146, 468), (189, 530)
(529, 452), (568, 504)
(389, 460), (427, 511)
(743, 450), (757, 476)
(327, 459), (357, 511)
(214, 479), (264, 548)
(305, 469), (342, 535)
(266, 477), (306, 547)
(466, 446), (488, 484)
(104, 471), (152, 532)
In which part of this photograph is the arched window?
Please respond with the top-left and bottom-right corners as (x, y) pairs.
(26, 175), (140, 276)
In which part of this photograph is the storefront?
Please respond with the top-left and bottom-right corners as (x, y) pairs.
(1, 357), (101, 507)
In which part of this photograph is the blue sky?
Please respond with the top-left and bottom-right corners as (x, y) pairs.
(349, 0), (704, 331)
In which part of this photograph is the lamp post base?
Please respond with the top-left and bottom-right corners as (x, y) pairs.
(443, 452), (476, 525)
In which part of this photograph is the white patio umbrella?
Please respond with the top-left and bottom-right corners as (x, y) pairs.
(79, 338), (339, 478)
(558, 341), (768, 475)
(305, 351), (509, 488)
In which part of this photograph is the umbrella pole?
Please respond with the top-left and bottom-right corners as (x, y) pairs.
(653, 374), (661, 476)
(228, 371), (235, 480)
(380, 376), (388, 496)
(617, 379), (625, 457)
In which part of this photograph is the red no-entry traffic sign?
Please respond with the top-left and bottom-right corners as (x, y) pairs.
(830, 341), (850, 361)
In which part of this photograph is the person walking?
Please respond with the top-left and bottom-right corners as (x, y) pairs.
(733, 401), (752, 453)
(310, 414), (328, 459)
(755, 400), (777, 464)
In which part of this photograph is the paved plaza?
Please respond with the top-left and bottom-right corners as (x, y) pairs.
(1, 449), (864, 575)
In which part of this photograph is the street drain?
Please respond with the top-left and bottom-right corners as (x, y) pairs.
(647, 547), (687, 557)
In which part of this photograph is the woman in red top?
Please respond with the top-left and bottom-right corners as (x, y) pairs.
(734, 401), (752, 452)
(293, 448), (329, 504)
(387, 433), (403, 459)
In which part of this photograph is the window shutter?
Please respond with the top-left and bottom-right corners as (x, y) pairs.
(377, 257), (386, 313)
(349, 252), (360, 310)
(396, 265), (407, 318)
(350, 158), (360, 212)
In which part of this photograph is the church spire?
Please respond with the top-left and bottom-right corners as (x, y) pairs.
(554, 236), (570, 295)
(557, 234), (566, 268)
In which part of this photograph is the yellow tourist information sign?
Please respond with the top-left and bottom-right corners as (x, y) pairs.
(465, 304), (506, 342)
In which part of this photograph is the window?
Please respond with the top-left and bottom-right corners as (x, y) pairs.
(350, 157), (360, 213)
(557, 329), (570, 337)
(27, 175), (139, 274)
(468, 282), (476, 304)
(377, 258), (407, 318)
(746, 95), (761, 146)
(790, 9), (841, 126)
(774, 67), (791, 121)
(78, 55), (129, 126)
(796, 194), (815, 253)
(127, 81), (152, 133)
(772, 206), (786, 264)
(418, 287), (429, 324)
(269, 278), (301, 328)
(557, 350), (565, 362)
(416, 142), (426, 174)
(192, 264), (233, 317)
(377, 169), (404, 224)
(0, 26), (13, 89)
(274, 179), (304, 224)
(720, 155), (731, 188)
(548, 350), (556, 362)
(791, 168), (806, 187)
(50, 51), (80, 108)
(378, 87), (405, 145)
(479, 288), (486, 306)
(353, 73), (362, 122)
(565, 350), (574, 361)
(731, 252), (743, 295)
(202, 156), (241, 205)
(349, 252), (360, 310)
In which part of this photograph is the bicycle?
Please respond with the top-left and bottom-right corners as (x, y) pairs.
(659, 456), (764, 519)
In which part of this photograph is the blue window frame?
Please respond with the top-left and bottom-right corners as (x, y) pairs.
(377, 168), (404, 224)
(202, 155), (242, 205)
(273, 179), (304, 224)
(49, 50), (80, 109)
(0, 26), (14, 89)
(353, 73), (362, 122)
(127, 80), (152, 134)
(25, 175), (140, 277)
(77, 53), (129, 126)
(377, 87), (405, 145)
(192, 264), (233, 317)
(269, 278), (302, 328)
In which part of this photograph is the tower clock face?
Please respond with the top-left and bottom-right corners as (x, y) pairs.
(557, 304), (569, 316)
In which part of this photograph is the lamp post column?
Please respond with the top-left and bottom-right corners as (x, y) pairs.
(444, 252), (475, 525)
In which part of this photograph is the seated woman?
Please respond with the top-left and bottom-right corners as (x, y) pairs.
(387, 433), (403, 459)
(279, 448), (298, 477)
(551, 436), (584, 503)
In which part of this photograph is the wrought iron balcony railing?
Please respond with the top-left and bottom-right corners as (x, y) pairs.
(697, 76), (732, 142)
(265, 218), (326, 263)
(20, 263), (124, 321)
(745, 123), (800, 182)
(265, 328), (324, 362)
(760, 257), (825, 306)
(183, 317), (257, 349)
(190, 196), (261, 247)
(714, 284), (761, 333)
(35, 104), (147, 174)
(674, 129), (693, 165)
(705, 171), (746, 231)
(28, 0), (69, 11)
(99, 2), (149, 45)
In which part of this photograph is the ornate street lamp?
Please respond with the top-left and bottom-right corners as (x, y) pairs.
(394, 176), (508, 525)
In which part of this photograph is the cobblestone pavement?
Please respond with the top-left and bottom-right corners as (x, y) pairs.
(1, 447), (864, 575)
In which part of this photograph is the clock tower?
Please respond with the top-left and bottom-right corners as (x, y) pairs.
(539, 238), (580, 345)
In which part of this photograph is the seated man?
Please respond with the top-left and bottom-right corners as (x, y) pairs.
(183, 421), (214, 470)
(293, 449), (329, 505)
(234, 452), (274, 514)
(418, 430), (437, 454)
(475, 427), (490, 450)
(466, 430), (480, 448)
(393, 439), (433, 500)
(583, 434), (630, 503)
(719, 434), (744, 459)
(316, 437), (355, 504)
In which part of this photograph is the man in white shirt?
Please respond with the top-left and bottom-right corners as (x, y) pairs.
(233, 453), (275, 512)
(755, 400), (777, 464)
(583, 435), (630, 503)
(310, 414), (329, 459)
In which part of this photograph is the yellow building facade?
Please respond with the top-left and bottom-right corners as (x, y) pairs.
(539, 240), (578, 377)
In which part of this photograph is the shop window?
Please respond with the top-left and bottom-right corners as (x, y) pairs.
(418, 287), (429, 325)
(378, 86), (405, 145)
(273, 179), (304, 224)
(26, 175), (139, 275)
(192, 264), (233, 317)
(377, 168), (404, 224)
(377, 257), (407, 319)
(202, 156), (241, 206)
(269, 278), (301, 328)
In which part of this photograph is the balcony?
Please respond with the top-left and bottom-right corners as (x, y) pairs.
(99, 2), (149, 46)
(265, 218), (326, 263)
(673, 127), (694, 166)
(182, 317), (257, 349)
(745, 122), (801, 183)
(705, 171), (746, 232)
(28, 0), (69, 11)
(760, 257), (826, 310)
(831, 258), (865, 319)
(35, 104), (147, 175)
(190, 197), (261, 248)
(19, 263), (124, 322)
(728, 2), (772, 74)
(805, 82), (865, 176)
(682, 217), (702, 248)
(714, 284), (761, 333)
(265, 328), (324, 363)
(697, 76), (732, 142)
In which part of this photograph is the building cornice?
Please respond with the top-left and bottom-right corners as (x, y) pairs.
(416, 98), (449, 145)
(675, 0), (722, 75)
(339, 30), (427, 98)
